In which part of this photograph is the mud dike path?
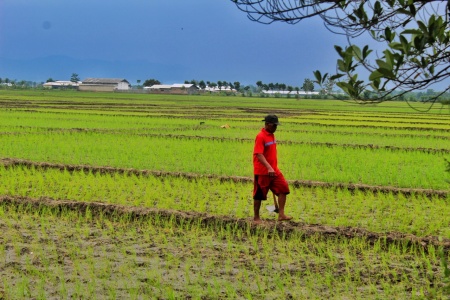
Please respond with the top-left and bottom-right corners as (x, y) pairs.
(1, 195), (449, 253)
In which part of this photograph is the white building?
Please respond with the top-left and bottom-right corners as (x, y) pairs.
(144, 83), (199, 95)
(78, 78), (130, 92)
(43, 81), (80, 89)
(262, 90), (319, 96)
(203, 86), (237, 93)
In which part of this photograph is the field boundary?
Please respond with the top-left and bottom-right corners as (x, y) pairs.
(1, 127), (448, 154)
(1, 195), (449, 253)
(1, 158), (449, 199)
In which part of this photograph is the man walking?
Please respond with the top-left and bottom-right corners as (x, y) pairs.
(253, 114), (292, 224)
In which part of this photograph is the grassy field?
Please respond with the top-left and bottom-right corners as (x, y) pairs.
(0, 90), (449, 299)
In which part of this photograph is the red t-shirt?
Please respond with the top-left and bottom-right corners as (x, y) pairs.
(253, 128), (280, 175)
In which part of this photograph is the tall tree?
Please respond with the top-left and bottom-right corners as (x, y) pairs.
(143, 79), (161, 87)
(302, 78), (315, 93)
(256, 80), (263, 89)
(232, 0), (450, 103)
(294, 86), (300, 99)
(70, 73), (80, 83)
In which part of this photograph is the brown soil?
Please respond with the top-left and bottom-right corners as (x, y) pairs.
(1, 195), (449, 253)
(1, 158), (448, 199)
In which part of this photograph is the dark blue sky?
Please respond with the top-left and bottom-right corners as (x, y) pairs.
(1, 0), (354, 86)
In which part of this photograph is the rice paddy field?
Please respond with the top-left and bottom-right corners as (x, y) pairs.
(0, 90), (449, 299)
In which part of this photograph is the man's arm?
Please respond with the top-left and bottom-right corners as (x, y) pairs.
(255, 153), (275, 176)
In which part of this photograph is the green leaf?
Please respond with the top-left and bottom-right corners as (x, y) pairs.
(399, 35), (411, 54)
(313, 70), (322, 83)
(417, 21), (428, 34)
(362, 45), (372, 59)
(389, 42), (403, 51)
(409, 3), (416, 16)
(429, 65), (435, 75)
(385, 27), (392, 42)
(348, 15), (356, 22)
(376, 59), (392, 71)
(377, 68), (395, 79)
(313, 71), (327, 85)
(383, 50), (395, 66)
(337, 59), (346, 72)
(371, 78), (381, 90)
(330, 74), (344, 81)
(374, 1), (382, 15)
(334, 45), (343, 56)
(351, 45), (362, 62)
(337, 81), (358, 97)
(369, 70), (384, 81)
(336, 82), (349, 95)
(413, 36), (424, 50)
(386, 0), (395, 7)
(403, 29), (422, 35)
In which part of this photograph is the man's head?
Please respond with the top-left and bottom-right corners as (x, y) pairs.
(263, 114), (280, 133)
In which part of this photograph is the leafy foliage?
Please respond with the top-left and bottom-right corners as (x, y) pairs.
(302, 78), (315, 92)
(70, 73), (80, 83)
(143, 78), (161, 87)
(232, 0), (450, 103)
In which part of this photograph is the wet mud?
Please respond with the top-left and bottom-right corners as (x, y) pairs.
(1, 195), (449, 253)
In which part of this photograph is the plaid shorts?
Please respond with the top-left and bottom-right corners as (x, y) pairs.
(253, 173), (290, 200)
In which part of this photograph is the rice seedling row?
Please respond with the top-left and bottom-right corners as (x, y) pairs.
(1, 163), (449, 238)
(7, 129), (442, 154)
(1, 199), (449, 299)
(2, 194), (449, 251)
(3, 158), (449, 200)
(1, 90), (449, 298)
(310, 111), (450, 122)
(0, 128), (447, 189)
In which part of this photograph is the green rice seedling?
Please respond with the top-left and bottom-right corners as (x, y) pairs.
(1, 97), (449, 190)
(2, 90), (450, 298)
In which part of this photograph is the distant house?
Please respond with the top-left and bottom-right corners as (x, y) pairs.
(78, 78), (130, 92)
(262, 90), (319, 96)
(203, 86), (236, 93)
(43, 81), (80, 89)
(144, 83), (199, 95)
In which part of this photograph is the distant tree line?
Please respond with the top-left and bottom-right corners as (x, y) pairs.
(175, 78), (323, 98)
(0, 77), (40, 88)
(2, 74), (450, 105)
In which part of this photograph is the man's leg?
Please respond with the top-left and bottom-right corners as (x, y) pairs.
(277, 194), (292, 221)
(253, 200), (262, 224)
(253, 175), (269, 224)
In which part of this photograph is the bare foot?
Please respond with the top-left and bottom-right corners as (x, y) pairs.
(253, 218), (264, 225)
(278, 215), (293, 221)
